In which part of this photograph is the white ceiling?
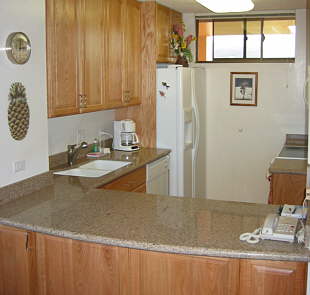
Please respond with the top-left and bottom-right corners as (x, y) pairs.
(154, 0), (307, 13)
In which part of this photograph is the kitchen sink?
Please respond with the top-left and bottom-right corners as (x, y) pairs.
(53, 160), (131, 178)
(79, 160), (131, 171)
(53, 168), (111, 178)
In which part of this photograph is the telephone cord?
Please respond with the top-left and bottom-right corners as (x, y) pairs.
(239, 228), (262, 244)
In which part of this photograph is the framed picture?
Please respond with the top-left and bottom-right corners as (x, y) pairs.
(230, 72), (258, 106)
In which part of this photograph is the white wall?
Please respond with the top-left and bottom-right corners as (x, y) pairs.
(48, 110), (115, 155)
(184, 10), (307, 203)
(0, 0), (49, 187)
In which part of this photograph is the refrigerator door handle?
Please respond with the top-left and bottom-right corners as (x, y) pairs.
(192, 71), (200, 198)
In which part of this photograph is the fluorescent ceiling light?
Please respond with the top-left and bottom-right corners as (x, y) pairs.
(195, 0), (254, 13)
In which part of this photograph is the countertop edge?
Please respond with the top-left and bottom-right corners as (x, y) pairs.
(1, 218), (309, 262)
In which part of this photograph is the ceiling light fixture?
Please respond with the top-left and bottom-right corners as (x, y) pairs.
(195, 0), (254, 13)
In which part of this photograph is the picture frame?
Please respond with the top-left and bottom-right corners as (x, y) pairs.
(230, 72), (258, 106)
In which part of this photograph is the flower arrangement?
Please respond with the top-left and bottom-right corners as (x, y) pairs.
(170, 23), (196, 64)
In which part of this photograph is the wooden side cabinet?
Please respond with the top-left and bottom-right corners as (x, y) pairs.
(269, 173), (306, 205)
(0, 225), (36, 295)
(240, 259), (307, 295)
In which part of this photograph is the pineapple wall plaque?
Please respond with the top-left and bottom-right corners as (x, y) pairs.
(8, 82), (30, 141)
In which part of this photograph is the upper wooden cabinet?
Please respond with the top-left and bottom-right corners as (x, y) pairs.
(124, 0), (142, 106)
(156, 4), (182, 63)
(46, 0), (142, 118)
(78, 0), (105, 114)
(46, 0), (80, 117)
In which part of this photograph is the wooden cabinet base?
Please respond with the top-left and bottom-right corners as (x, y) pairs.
(269, 173), (306, 205)
(0, 226), (307, 295)
(240, 259), (307, 295)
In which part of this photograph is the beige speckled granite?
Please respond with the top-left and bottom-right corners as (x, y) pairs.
(0, 172), (53, 206)
(0, 163), (309, 261)
(269, 158), (307, 175)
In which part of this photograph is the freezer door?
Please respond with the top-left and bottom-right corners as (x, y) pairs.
(192, 67), (207, 198)
(177, 68), (193, 197)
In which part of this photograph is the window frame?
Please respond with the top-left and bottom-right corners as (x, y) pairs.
(195, 16), (296, 63)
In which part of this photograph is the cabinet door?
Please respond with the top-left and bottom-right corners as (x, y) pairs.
(78, 0), (105, 113)
(104, 0), (125, 109)
(240, 259), (307, 295)
(129, 249), (239, 295)
(46, 0), (80, 117)
(124, 0), (142, 106)
(0, 225), (35, 295)
(156, 4), (171, 63)
(36, 234), (121, 295)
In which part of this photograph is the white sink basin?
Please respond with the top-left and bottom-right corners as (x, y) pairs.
(54, 168), (111, 178)
(53, 160), (131, 178)
(79, 160), (131, 171)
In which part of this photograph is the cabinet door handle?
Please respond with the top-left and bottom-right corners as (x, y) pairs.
(79, 94), (87, 108)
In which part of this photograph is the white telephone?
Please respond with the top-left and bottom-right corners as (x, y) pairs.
(261, 214), (298, 243)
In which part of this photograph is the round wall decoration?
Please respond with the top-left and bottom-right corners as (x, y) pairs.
(8, 82), (30, 141)
(6, 32), (31, 64)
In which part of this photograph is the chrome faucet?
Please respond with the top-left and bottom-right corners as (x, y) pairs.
(67, 142), (88, 166)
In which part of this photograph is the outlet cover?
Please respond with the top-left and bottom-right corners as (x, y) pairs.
(14, 160), (26, 173)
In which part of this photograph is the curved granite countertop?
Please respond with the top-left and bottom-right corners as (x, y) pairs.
(0, 148), (309, 262)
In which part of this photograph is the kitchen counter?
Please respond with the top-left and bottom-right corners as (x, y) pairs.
(269, 146), (307, 175)
(0, 147), (309, 262)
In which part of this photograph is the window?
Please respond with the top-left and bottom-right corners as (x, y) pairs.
(196, 16), (295, 62)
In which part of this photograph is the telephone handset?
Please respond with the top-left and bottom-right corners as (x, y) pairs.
(261, 214), (298, 243)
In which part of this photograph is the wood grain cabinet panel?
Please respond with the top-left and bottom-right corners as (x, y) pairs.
(47, 0), (142, 117)
(240, 259), (307, 295)
(0, 225), (36, 295)
(124, 0), (142, 106)
(78, 0), (105, 113)
(100, 166), (146, 192)
(36, 234), (121, 295)
(46, 0), (80, 117)
(156, 4), (171, 63)
(156, 4), (182, 63)
(129, 249), (239, 295)
(269, 173), (306, 205)
(104, 0), (125, 109)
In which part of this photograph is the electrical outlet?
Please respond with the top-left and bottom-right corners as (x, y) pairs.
(13, 160), (26, 173)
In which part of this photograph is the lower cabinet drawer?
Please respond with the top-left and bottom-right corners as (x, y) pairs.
(100, 166), (146, 192)
(132, 183), (146, 193)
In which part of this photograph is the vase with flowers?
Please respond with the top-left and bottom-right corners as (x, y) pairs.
(170, 23), (195, 67)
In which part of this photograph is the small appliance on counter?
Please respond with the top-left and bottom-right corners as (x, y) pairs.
(113, 119), (140, 152)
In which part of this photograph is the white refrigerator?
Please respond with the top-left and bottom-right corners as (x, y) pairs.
(156, 65), (207, 198)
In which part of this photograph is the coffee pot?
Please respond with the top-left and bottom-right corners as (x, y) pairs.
(113, 120), (140, 151)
